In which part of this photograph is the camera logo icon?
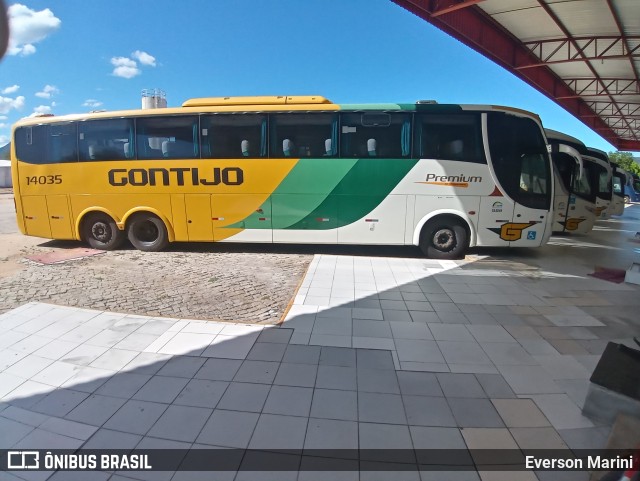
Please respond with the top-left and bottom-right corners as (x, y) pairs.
(7, 451), (40, 469)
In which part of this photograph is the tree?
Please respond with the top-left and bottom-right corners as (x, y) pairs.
(608, 151), (640, 176)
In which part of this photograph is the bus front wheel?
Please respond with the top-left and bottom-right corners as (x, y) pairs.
(419, 217), (468, 260)
(127, 213), (169, 252)
(82, 213), (125, 251)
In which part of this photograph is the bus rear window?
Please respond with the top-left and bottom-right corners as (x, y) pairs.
(15, 124), (77, 164)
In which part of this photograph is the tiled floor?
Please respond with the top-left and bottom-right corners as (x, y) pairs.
(2, 207), (640, 481)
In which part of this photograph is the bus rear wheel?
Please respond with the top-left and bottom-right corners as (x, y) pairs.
(127, 213), (169, 252)
(82, 212), (125, 250)
(419, 217), (468, 260)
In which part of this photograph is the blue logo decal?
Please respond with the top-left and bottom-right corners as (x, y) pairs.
(527, 231), (537, 240)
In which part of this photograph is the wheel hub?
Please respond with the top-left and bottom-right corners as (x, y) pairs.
(135, 222), (159, 243)
(433, 228), (455, 251)
(91, 222), (110, 242)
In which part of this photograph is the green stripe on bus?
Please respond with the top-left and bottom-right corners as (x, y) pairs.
(285, 157), (418, 230)
(229, 158), (358, 230)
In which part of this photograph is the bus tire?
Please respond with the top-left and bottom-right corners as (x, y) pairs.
(127, 213), (169, 252)
(82, 212), (125, 251)
(419, 217), (468, 260)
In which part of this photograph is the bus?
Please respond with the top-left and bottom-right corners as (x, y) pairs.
(623, 172), (640, 203)
(610, 163), (627, 216)
(10, 96), (554, 259)
(585, 147), (613, 219)
(545, 129), (595, 234)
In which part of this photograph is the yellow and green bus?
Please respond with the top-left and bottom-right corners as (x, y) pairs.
(11, 95), (554, 259)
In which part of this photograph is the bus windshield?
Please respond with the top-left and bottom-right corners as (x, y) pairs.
(487, 113), (551, 210)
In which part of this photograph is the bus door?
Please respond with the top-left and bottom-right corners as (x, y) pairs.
(46, 194), (73, 239)
(611, 170), (626, 216)
(511, 154), (551, 247)
(21, 195), (51, 238)
(185, 194), (213, 241)
(486, 112), (552, 247)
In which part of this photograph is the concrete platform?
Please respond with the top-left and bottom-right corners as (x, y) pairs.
(1, 204), (639, 481)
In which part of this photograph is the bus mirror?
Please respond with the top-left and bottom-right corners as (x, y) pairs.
(558, 144), (584, 180)
(0, 0), (8, 61)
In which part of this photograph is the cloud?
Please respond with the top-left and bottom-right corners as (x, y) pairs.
(111, 57), (140, 79)
(0, 135), (9, 146)
(35, 85), (59, 99)
(0, 96), (26, 114)
(2, 85), (20, 94)
(0, 123), (7, 129)
(29, 105), (52, 116)
(0, 116), (8, 120)
(8, 4), (61, 56)
(83, 99), (103, 108)
(132, 50), (156, 67)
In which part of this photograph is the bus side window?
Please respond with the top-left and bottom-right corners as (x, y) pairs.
(415, 114), (485, 163)
(136, 116), (199, 160)
(15, 125), (47, 164)
(340, 113), (409, 158)
(202, 114), (266, 159)
(270, 113), (336, 158)
(78, 119), (134, 162)
(48, 123), (78, 163)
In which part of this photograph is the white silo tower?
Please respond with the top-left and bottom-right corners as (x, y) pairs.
(141, 88), (167, 109)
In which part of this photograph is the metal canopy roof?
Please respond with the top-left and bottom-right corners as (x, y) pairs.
(391, 0), (640, 151)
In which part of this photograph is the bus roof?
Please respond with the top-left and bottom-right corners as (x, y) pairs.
(11, 97), (542, 127)
(545, 129), (588, 154)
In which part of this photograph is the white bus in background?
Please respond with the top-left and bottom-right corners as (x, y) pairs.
(585, 147), (613, 219)
(545, 129), (595, 234)
(610, 163), (627, 216)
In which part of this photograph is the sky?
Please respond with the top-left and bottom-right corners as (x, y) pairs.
(0, 0), (634, 153)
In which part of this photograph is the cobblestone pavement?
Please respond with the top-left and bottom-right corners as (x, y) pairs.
(0, 245), (312, 323)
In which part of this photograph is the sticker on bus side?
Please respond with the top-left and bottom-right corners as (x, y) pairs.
(561, 218), (585, 231)
(488, 222), (537, 241)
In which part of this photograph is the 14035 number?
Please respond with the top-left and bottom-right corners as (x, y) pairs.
(26, 175), (62, 185)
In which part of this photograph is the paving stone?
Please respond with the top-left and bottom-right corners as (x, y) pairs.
(402, 395), (456, 427)
(82, 428), (142, 450)
(491, 399), (551, 428)
(246, 342), (287, 362)
(281, 344), (321, 365)
(132, 376), (189, 404)
(509, 427), (568, 449)
(273, 362), (318, 387)
(358, 423), (415, 464)
(155, 356), (206, 378)
(315, 365), (357, 391)
(262, 385), (313, 417)
(103, 399), (167, 435)
(196, 409), (259, 448)
(248, 413), (308, 449)
(194, 358), (242, 381)
(448, 398), (505, 428)
(147, 404), (212, 442)
(437, 373), (487, 398)
(310, 388), (358, 421)
(216, 382), (270, 413)
(65, 393), (128, 426)
(397, 371), (443, 397)
(358, 392), (407, 424)
(304, 417), (358, 452)
(233, 360), (280, 384)
(173, 379), (229, 409)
